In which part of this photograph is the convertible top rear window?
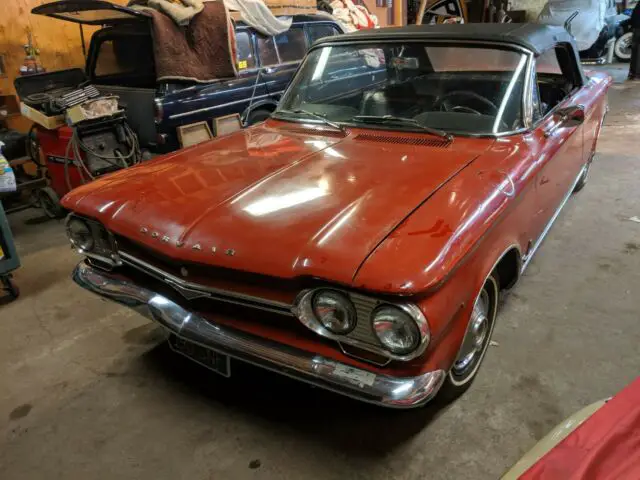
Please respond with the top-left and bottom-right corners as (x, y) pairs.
(425, 46), (523, 72)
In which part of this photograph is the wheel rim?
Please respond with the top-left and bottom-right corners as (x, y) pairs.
(616, 34), (632, 58)
(452, 289), (490, 377)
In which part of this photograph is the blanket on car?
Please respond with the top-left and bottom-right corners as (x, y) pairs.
(129, 0), (292, 35)
(145, 1), (238, 83)
(129, 0), (204, 26)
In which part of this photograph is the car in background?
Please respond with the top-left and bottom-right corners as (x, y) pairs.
(614, 15), (633, 62)
(31, 1), (345, 152)
(538, 0), (626, 63)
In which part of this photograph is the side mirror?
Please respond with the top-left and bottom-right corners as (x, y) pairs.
(556, 105), (585, 127)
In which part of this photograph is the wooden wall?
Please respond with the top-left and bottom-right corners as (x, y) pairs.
(0, 0), (127, 130)
(1, 0), (122, 95)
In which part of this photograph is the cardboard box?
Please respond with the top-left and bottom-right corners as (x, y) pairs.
(19, 102), (65, 130)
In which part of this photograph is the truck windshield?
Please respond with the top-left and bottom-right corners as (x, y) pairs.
(276, 42), (528, 135)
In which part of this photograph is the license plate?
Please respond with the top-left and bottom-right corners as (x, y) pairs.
(168, 334), (231, 377)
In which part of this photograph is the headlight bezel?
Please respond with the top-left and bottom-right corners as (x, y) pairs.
(65, 214), (120, 268)
(293, 288), (430, 362)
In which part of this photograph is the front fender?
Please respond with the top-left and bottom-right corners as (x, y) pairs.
(353, 136), (531, 295)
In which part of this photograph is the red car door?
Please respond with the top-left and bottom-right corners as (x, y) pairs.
(525, 45), (586, 259)
(574, 74), (610, 164)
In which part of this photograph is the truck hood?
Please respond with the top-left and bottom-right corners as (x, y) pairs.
(63, 121), (494, 285)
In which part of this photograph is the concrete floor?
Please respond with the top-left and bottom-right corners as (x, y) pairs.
(1, 65), (639, 480)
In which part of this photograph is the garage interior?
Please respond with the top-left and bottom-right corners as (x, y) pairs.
(1, 0), (639, 479)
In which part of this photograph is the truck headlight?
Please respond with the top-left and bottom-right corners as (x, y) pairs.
(312, 290), (356, 334)
(372, 306), (421, 355)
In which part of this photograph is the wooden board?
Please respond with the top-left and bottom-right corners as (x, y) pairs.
(177, 121), (213, 149)
(214, 114), (242, 137)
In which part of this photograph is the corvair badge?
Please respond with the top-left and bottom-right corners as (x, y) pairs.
(138, 227), (233, 256)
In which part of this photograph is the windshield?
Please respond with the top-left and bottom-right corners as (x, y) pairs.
(276, 42), (528, 135)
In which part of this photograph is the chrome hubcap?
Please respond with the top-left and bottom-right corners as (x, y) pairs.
(452, 289), (490, 376)
(621, 38), (632, 55)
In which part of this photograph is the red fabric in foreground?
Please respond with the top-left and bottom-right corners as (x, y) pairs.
(521, 377), (640, 479)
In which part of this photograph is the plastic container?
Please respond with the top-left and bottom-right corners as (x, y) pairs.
(0, 142), (17, 194)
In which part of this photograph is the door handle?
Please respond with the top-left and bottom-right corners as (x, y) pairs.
(544, 105), (585, 138)
(543, 122), (561, 138)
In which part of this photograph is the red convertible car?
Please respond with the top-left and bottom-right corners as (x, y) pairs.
(63, 24), (611, 408)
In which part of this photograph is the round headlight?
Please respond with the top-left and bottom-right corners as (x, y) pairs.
(312, 290), (356, 334)
(67, 218), (94, 251)
(372, 306), (420, 355)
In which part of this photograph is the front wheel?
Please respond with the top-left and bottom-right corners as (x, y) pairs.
(437, 273), (499, 403)
(615, 32), (633, 62)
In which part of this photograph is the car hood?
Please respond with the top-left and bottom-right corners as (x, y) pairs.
(63, 121), (494, 285)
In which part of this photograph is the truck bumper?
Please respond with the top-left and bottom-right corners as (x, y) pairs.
(73, 262), (445, 408)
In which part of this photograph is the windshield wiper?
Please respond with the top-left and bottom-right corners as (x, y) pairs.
(277, 109), (346, 133)
(352, 115), (452, 141)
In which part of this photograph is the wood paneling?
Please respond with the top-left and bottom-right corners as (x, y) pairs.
(0, 0), (128, 96)
(0, 0), (127, 130)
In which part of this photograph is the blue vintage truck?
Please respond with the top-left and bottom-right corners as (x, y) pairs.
(31, 1), (345, 152)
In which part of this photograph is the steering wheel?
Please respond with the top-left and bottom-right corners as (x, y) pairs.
(434, 91), (499, 116)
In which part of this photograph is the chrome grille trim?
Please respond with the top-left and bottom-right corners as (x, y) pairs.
(119, 251), (295, 316)
(348, 293), (381, 346)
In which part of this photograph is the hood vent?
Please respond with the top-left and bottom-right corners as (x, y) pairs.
(354, 133), (451, 148)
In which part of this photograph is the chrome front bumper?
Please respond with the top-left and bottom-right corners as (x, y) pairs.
(73, 262), (445, 408)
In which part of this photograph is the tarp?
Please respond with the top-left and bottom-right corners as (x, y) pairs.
(520, 377), (640, 479)
(537, 0), (615, 51)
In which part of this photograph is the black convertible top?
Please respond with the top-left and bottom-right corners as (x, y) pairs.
(316, 23), (576, 56)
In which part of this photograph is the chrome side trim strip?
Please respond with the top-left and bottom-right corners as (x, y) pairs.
(521, 163), (587, 272)
(73, 262), (445, 408)
(119, 251), (294, 315)
(168, 91), (285, 120)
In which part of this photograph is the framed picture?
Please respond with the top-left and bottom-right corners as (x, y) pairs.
(0, 55), (6, 78)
